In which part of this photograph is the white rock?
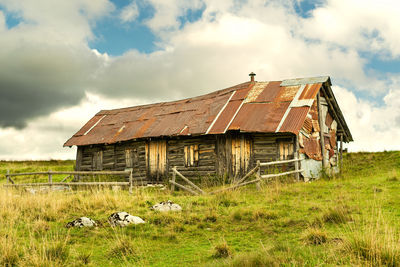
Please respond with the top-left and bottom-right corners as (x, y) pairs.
(108, 212), (145, 227)
(66, 217), (97, 228)
(151, 200), (182, 212)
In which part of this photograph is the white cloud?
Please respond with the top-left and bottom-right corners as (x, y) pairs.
(144, 0), (204, 32)
(0, 10), (5, 31)
(120, 1), (139, 23)
(0, 0), (399, 159)
(301, 0), (400, 58)
(334, 86), (400, 151)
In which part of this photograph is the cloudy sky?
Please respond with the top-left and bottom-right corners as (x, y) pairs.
(0, 0), (399, 160)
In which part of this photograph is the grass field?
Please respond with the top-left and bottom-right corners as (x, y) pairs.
(0, 151), (400, 266)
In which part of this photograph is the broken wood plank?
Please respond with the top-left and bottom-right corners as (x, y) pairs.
(234, 164), (259, 185)
(173, 167), (205, 194)
(168, 180), (199, 195)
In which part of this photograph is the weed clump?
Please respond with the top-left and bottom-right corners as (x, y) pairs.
(322, 205), (351, 224)
(109, 237), (136, 258)
(0, 235), (20, 267)
(213, 242), (231, 258)
(77, 251), (92, 265)
(302, 227), (328, 245)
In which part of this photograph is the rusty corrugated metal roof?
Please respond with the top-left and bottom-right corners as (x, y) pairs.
(64, 76), (351, 146)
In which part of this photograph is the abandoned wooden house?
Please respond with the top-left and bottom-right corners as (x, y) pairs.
(64, 74), (352, 182)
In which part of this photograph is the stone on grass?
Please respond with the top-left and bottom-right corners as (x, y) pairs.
(108, 212), (145, 227)
(151, 200), (182, 212)
(66, 217), (97, 228)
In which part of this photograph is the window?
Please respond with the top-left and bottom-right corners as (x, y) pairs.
(184, 145), (199, 167)
(92, 150), (103, 170)
(125, 148), (138, 168)
(278, 141), (293, 160)
(125, 149), (133, 168)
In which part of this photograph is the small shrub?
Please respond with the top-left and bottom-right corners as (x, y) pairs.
(302, 227), (328, 245)
(213, 242), (231, 258)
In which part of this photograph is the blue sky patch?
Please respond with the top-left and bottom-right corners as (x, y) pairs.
(0, 6), (22, 29)
(90, 1), (158, 56)
(294, 0), (323, 18)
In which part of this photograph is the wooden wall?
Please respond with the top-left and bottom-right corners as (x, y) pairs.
(76, 132), (296, 182)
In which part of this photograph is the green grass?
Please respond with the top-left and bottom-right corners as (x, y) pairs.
(0, 151), (399, 266)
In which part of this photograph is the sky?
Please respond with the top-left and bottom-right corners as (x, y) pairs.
(0, 0), (399, 160)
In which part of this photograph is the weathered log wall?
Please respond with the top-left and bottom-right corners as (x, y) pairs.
(76, 132), (296, 182)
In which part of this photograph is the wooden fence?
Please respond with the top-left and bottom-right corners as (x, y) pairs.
(4, 170), (138, 194)
(170, 156), (303, 195)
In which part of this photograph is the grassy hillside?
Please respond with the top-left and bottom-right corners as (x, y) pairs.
(0, 152), (399, 266)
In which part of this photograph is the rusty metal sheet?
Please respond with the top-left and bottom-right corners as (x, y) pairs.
(299, 83), (321, 100)
(278, 106), (310, 134)
(303, 116), (313, 134)
(325, 111), (333, 128)
(330, 130), (336, 148)
(231, 82), (253, 101)
(208, 100), (242, 134)
(228, 102), (290, 133)
(276, 86), (300, 102)
(253, 81), (281, 102)
(303, 136), (322, 161)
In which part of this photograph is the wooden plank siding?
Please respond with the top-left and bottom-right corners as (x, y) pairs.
(75, 132), (296, 182)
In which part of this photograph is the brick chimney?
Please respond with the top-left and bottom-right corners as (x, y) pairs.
(249, 72), (256, 82)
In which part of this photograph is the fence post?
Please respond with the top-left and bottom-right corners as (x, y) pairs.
(171, 166), (176, 192)
(256, 160), (261, 191)
(6, 169), (9, 184)
(129, 170), (133, 194)
(48, 170), (52, 185)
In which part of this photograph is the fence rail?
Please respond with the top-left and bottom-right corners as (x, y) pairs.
(4, 170), (136, 194)
(170, 156), (303, 195)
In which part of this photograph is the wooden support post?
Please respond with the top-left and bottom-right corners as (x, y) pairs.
(6, 169), (9, 184)
(317, 92), (327, 169)
(256, 160), (261, 190)
(129, 170), (133, 194)
(48, 170), (52, 185)
(340, 134), (343, 173)
(294, 136), (300, 181)
(171, 167), (176, 192)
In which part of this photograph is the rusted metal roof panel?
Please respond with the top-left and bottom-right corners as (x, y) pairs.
(228, 102), (290, 133)
(276, 85), (300, 102)
(299, 83), (321, 100)
(253, 81), (281, 102)
(278, 106), (310, 134)
(208, 100), (243, 134)
(64, 76), (352, 147)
